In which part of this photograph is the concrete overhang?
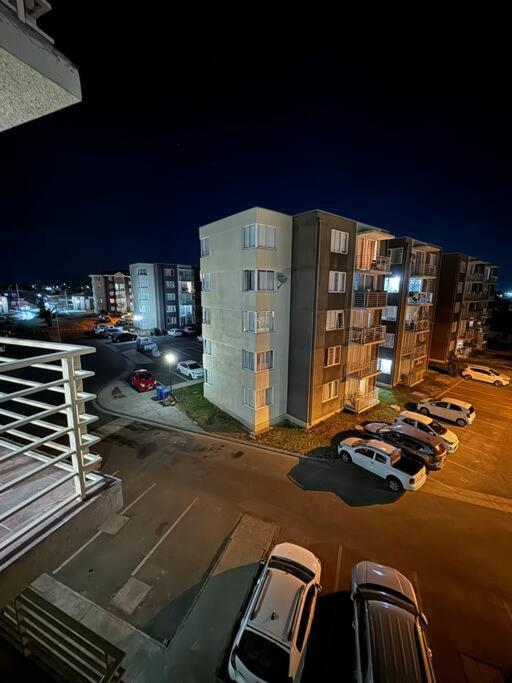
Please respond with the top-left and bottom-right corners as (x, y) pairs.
(0, 3), (81, 131)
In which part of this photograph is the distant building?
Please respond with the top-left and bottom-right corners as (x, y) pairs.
(0, 0), (81, 132)
(89, 271), (132, 315)
(129, 263), (200, 332)
(0, 294), (8, 313)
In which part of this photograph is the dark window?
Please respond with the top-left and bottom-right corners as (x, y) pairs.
(436, 402), (448, 408)
(404, 418), (416, 427)
(237, 630), (288, 682)
(449, 404), (462, 411)
(296, 585), (316, 651)
(417, 423), (430, 433)
(356, 448), (373, 458)
(375, 453), (386, 464)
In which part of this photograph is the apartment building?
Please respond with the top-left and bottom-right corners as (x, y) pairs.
(89, 270), (132, 315)
(378, 238), (441, 387)
(130, 263), (200, 332)
(430, 254), (498, 363)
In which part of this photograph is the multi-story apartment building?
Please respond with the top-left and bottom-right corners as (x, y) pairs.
(130, 263), (200, 332)
(378, 237), (441, 387)
(430, 254), (498, 363)
(0, 0), (81, 131)
(89, 270), (132, 315)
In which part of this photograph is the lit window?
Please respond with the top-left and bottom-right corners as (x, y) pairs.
(166, 305), (176, 313)
(242, 270), (275, 292)
(451, 321), (457, 333)
(202, 308), (211, 325)
(201, 272), (211, 291)
(322, 379), (339, 402)
(384, 276), (400, 294)
(138, 279), (149, 288)
(137, 268), (148, 276)
(200, 237), (209, 256)
(242, 310), (275, 333)
(325, 346), (341, 367)
(204, 368), (212, 385)
(383, 333), (395, 348)
(330, 230), (349, 254)
(379, 358), (393, 374)
(382, 306), (397, 321)
(326, 310), (344, 330)
(243, 386), (273, 408)
(242, 224), (276, 249)
(166, 293), (176, 301)
(328, 271), (346, 293)
(203, 339), (212, 355)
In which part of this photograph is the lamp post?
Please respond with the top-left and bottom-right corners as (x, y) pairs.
(165, 352), (176, 392)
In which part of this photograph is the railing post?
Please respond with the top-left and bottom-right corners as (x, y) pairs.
(61, 355), (87, 499)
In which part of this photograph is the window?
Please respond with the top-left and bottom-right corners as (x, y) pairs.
(164, 268), (174, 277)
(142, 318), (151, 327)
(242, 310), (275, 333)
(380, 307), (397, 324)
(136, 268), (147, 276)
(201, 272), (211, 291)
(242, 270), (275, 292)
(168, 316), (177, 325)
(166, 305), (176, 313)
(138, 292), (150, 300)
(138, 279), (148, 288)
(322, 379), (339, 402)
(375, 453), (387, 464)
(242, 349), (254, 371)
(243, 386), (273, 408)
(243, 350), (274, 371)
(200, 237), (209, 256)
(328, 271), (346, 293)
(296, 585), (315, 651)
(451, 321), (457, 333)
(202, 308), (211, 324)
(326, 310), (344, 330)
(242, 223), (276, 249)
(203, 338), (212, 355)
(166, 292), (176, 301)
(109, 298), (115, 304)
(166, 279), (175, 289)
(325, 346), (341, 367)
(383, 333), (395, 348)
(204, 368), (212, 385)
(384, 276), (400, 293)
(460, 261), (466, 273)
(457, 282), (463, 293)
(389, 247), (403, 264)
(138, 305), (149, 313)
(454, 301), (461, 313)
(379, 357), (393, 374)
(330, 229), (349, 253)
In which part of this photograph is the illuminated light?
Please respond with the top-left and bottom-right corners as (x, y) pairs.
(384, 276), (401, 294)
(379, 358), (393, 374)
(504, 291), (512, 299)
(165, 353), (176, 364)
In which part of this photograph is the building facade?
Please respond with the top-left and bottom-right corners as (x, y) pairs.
(430, 254), (498, 363)
(378, 238), (441, 387)
(89, 271), (132, 315)
(129, 263), (200, 332)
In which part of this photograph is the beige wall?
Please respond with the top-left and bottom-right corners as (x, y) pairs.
(199, 207), (293, 432)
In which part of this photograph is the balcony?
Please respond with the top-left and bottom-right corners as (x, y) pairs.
(465, 291), (487, 301)
(355, 254), (391, 274)
(407, 292), (433, 305)
(0, 337), (122, 604)
(179, 292), (194, 305)
(410, 263), (437, 277)
(468, 272), (484, 281)
(352, 290), (388, 309)
(344, 387), (380, 413)
(349, 325), (386, 345)
(400, 369), (425, 387)
(402, 344), (428, 360)
(405, 319), (431, 332)
(346, 358), (380, 379)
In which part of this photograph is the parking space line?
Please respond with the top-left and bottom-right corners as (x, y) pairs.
(447, 392), (512, 412)
(334, 545), (343, 592)
(53, 531), (102, 574)
(449, 459), (479, 474)
(450, 425), (502, 442)
(121, 483), (156, 514)
(435, 378), (463, 398)
(457, 441), (493, 457)
(131, 497), (199, 577)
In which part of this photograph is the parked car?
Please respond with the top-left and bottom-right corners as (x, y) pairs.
(97, 315), (112, 323)
(181, 325), (196, 336)
(228, 542), (321, 683)
(110, 332), (137, 343)
(167, 328), (183, 337)
(338, 437), (426, 491)
(358, 422), (447, 471)
(351, 561), (436, 682)
(176, 360), (204, 379)
(0, 315), (8, 323)
(128, 369), (157, 392)
(417, 397), (476, 426)
(462, 364), (510, 386)
(395, 410), (459, 453)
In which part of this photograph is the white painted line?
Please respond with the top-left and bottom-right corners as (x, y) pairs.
(457, 441), (493, 456)
(52, 531), (102, 574)
(131, 497), (199, 577)
(471, 419), (511, 432)
(449, 459), (479, 474)
(435, 378), (463, 399)
(334, 545), (343, 592)
(111, 470), (120, 476)
(450, 425), (502, 442)
(426, 477), (455, 491)
(447, 392), (512, 412)
(121, 483), (156, 515)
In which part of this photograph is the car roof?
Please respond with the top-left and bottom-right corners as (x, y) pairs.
(249, 567), (304, 644)
(439, 397), (472, 409)
(465, 364), (491, 370)
(365, 439), (398, 455)
(367, 600), (431, 682)
(393, 423), (441, 446)
(399, 411), (432, 425)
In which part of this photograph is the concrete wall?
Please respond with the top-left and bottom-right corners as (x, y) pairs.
(90, 275), (107, 313)
(199, 207), (292, 433)
(130, 263), (158, 330)
(431, 253), (466, 363)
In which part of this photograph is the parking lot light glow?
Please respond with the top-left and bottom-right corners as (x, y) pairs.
(165, 353), (176, 365)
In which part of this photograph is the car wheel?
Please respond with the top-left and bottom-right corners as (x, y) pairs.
(463, 374), (472, 381)
(419, 407), (430, 416)
(339, 450), (352, 464)
(456, 418), (466, 427)
(494, 380), (503, 387)
(386, 477), (402, 492)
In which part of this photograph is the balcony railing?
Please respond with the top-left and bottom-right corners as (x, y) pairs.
(355, 254), (391, 273)
(405, 319), (431, 332)
(402, 344), (428, 360)
(349, 325), (386, 345)
(400, 369), (426, 387)
(468, 272), (484, 281)
(407, 292), (433, 305)
(352, 290), (388, 309)
(465, 291), (487, 301)
(410, 263), (437, 277)
(344, 387), (380, 413)
(0, 337), (112, 563)
(346, 358), (380, 379)
(0, 0), (53, 40)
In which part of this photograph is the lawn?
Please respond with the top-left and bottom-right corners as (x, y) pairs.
(174, 370), (459, 456)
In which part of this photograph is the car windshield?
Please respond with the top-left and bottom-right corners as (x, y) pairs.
(468, 405), (475, 414)
(489, 368), (501, 375)
(269, 557), (314, 583)
(138, 373), (152, 381)
(188, 363), (201, 369)
(236, 630), (289, 682)
(430, 421), (446, 435)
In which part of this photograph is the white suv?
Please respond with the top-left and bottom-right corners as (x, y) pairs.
(228, 543), (321, 683)
(462, 364), (510, 386)
(417, 397), (476, 426)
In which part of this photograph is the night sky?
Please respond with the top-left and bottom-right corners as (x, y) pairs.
(2, 9), (509, 287)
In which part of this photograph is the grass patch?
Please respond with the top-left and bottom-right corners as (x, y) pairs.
(173, 383), (246, 434)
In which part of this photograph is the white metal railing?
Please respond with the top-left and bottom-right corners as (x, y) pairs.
(405, 318), (431, 332)
(401, 344), (428, 359)
(410, 263), (437, 277)
(352, 290), (388, 309)
(407, 291), (433, 305)
(346, 358), (380, 378)
(401, 368), (426, 386)
(349, 325), (386, 345)
(344, 387), (379, 412)
(0, 337), (104, 557)
(355, 254), (391, 273)
(0, 0), (53, 41)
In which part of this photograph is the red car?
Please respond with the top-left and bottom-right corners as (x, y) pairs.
(128, 369), (157, 392)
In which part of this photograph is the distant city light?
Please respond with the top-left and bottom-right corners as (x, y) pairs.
(504, 291), (512, 299)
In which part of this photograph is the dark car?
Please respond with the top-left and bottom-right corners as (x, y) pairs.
(128, 369), (157, 392)
(358, 422), (447, 471)
(111, 332), (137, 343)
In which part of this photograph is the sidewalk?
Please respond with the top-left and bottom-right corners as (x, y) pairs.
(96, 378), (205, 433)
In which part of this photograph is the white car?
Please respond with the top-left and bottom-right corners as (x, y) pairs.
(395, 410), (460, 453)
(228, 542), (321, 683)
(167, 328), (183, 337)
(462, 364), (510, 386)
(417, 397), (476, 427)
(176, 360), (204, 380)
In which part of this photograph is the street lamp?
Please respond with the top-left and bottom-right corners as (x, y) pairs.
(165, 352), (176, 392)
